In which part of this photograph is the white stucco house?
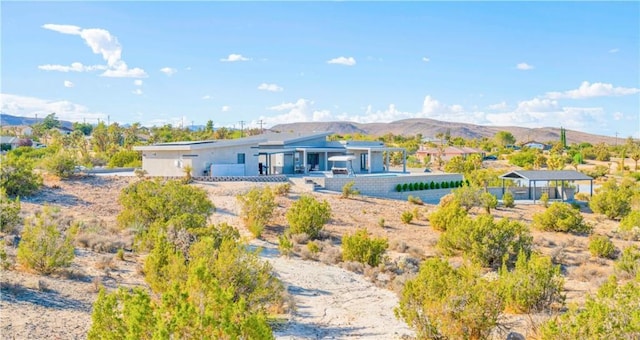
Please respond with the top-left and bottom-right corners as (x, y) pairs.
(134, 132), (407, 177)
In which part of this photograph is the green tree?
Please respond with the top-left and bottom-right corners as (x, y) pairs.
(428, 199), (468, 232)
(342, 228), (388, 266)
(502, 191), (515, 208)
(88, 287), (155, 340)
(395, 258), (504, 340)
(495, 131), (516, 148)
(17, 207), (77, 275)
(236, 186), (277, 238)
(73, 122), (94, 136)
(108, 150), (142, 168)
(480, 192), (498, 214)
(286, 195), (331, 239)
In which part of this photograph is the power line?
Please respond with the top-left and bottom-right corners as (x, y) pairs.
(258, 120), (264, 134)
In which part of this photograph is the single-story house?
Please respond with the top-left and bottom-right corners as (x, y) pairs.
(0, 136), (18, 151)
(415, 146), (485, 163)
(134, 132), (407, 177)
(521, 141), (550, 150)
(498, 170), (593, 202)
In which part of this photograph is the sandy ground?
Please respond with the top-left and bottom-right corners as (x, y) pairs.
(0, 163), (632, 339)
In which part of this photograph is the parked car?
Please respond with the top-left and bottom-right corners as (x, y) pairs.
(423, 168), (432, 172)
(483, 155), (498, 161)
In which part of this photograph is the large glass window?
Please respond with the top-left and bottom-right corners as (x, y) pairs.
(237, 153), (245, 164)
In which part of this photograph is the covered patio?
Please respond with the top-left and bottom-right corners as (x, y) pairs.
(499, 170), (593, 203)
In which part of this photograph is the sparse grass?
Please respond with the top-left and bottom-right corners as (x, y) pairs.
(401, 211), (414, 224)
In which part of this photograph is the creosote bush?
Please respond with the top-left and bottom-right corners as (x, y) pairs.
(0, 188), (21, 233)
(341, 181), (360, 199)
(342, 228), (388, 267)
(589, 177), (635, 220)
(237, 186), (277, 238)
(286, 195), (331, 240)
(618, 210), (640, 241)
(539, 276), (640, 339)
(395, 258), (503, 340)
(438, 214), (532, 268)
(540, 192), (550, 208)
(407, 195), (423, 205)
(615, 246), (640, 279)
(17, 206), (78, 275)
(588, 235), (617, 259)
(499, 251), (565, 313)
(502, 191), (515, 208)
(400, 211), (413, 224)
(428, 199), (467, 232)
(0, 153), (42, 197)
(532, 202), (592, 234)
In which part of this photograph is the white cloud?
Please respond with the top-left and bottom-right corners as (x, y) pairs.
(422, 57), (430, 63)
(40, 23), (147, 78)
(515, 98), (559, 113)
(134, 79), (143, 86)
(160, 67), (177, 76)
(327, 56), (356, 66)
(220, 54), (251, 62)
(221, 106), (230, 112)
(132, 89), (143, 95)
(516, 62), (534, 70)
(38, 62), (107, 72)
(257, 83), (283, 92)
(487, 101), (508, 111)
(545, 81), (640, 99)
(609, 48), (620, 54)
(64, 80), (74, 88)
(202, 95), (211, 100)
(0, 93), (105, 122)
(613, 112), (624, 120)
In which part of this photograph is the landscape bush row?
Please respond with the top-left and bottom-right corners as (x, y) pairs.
(395, 179), (470, 192)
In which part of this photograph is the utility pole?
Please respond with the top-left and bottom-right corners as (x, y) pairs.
(239, 120), (245, 137)
(615, 132), (618, 147)
(258, 120), (264, 134)
(107, 115), (110, 126)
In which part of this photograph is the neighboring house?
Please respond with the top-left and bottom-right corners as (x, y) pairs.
(0, 136), (18, 151)
(134, 132), (407, 177)
(52, 126), (74, 135)
(415, 146), (485, 163)
(521, 141), (550, 150)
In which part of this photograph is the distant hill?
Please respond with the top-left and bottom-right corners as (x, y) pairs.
(271, 118), (619, 145)
(1, 113), (73, 129)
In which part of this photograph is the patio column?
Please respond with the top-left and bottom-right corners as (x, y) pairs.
(324, 151), (328, 171)
(303, 149), (308, 174)
(385, 151), (390, 172)
(368, 149), (372, 174)
(403, 150), (407, 173)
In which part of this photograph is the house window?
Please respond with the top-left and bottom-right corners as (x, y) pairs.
(237, 153), (245, 164)
(360, 153), (368, 171)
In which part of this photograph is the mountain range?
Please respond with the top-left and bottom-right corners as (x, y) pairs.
(1, 113), (620, 145)
(272, 118), (620, 145)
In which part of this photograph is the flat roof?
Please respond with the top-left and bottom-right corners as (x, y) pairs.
(500, 170), (593, 181)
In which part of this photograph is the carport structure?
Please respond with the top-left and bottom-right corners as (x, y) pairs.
(499, 170), (593, 203)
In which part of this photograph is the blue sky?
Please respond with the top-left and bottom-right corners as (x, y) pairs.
(2, 1), (639, 138)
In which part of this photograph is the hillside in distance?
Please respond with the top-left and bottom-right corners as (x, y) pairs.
(271, 118), (620, 145)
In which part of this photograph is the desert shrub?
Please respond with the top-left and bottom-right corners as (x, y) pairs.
(88, 287), (155, 340)
(237, 186), (277, 238)
(428, 200), (467, 232)
(0, 154), (42, 197)
(342, 228), (388, 267)
(377, 218), (385, 228)
(0, 188), (21, 233)
(617, 210), (640, 241)
(107, 149), (141, 168)
(407, 195), (423, 205)
(395, 258), (503, 340)
(540, 192), (549, 208)
(499, 251), (565, 313)
(286, 195), (331, 240)
(589, 178), (634, 220)
(502, 191), (515, 208)
(532, 202), (592, 234)
(615, 246), (640, 279)
(274, 183), (291, 196)
(307, 240), (320, 254)
(143, 233), (188, 292)
(451, 185), (483, 211)
(480, 192), (498, 214)
(118, 179), (214, 247)
(44, 151), (76, 178)
(588, 235), (617, 259)
(341, 181), (360, 199)
(278, 234), (293, 257)
(17, 207), (77, 275)
(116, 248), (125, 261)
(400, 211), (414, 224)
(574, 192), (590, 202)
(438, 214), (532, 268)
(539, 276), (640, 339)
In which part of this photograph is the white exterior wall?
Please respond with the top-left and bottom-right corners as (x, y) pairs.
(140, 150), (187, 177)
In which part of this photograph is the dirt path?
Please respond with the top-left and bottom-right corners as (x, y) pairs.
(252, 240), (414, 340)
